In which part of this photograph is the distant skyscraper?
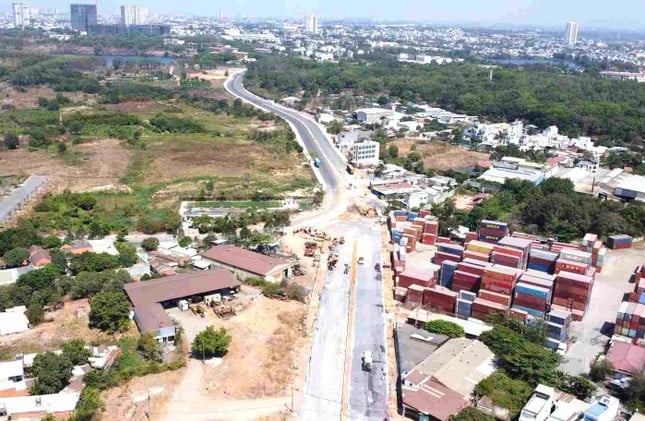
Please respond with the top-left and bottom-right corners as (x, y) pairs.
(121, 4), (148, 26)
(70, 3), (97, 32)
(217, 9), (224, 21)
(12, 3), (30, 28)
(565, 21), (579, 46)
(304, 14), (319, 34)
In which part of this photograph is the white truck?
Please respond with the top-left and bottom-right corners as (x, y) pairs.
(362, 350), (373, 371)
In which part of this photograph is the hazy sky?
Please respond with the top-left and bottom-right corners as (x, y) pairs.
(27, 0), (645, 29)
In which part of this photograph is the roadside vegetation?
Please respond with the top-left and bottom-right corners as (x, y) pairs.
(424, 320), (464, 338)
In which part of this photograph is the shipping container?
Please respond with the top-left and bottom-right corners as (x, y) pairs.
(607, 234), (633, 249)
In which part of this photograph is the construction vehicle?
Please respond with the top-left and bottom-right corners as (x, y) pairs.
(189, 303), (205, 318)
(212, 303), (236, 318)
(327, 254), (338, 271)
(293, 265), (307, 276)
(362, 350), (373, 371)
(346, 164), (356, 175)
(304, 241), (317, 257)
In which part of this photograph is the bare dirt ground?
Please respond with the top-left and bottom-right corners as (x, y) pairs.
(392, 139), (489, 171)
(0, 299), (136, 356)
(0, 138), (131, 193)
(190, 68), (245, 89)
(103, 100), (169, 115)
(0, 85), (96, 109)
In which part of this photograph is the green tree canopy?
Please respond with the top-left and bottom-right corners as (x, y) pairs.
(3, 247), (29, 268)
(89, 291), (131, 333)
(31, 352), (73, 395)
(425, 320), (465, 338)
(192, 326), (231, 359)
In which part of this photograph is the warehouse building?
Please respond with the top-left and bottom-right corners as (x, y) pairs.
(124, 269), (240, 344)
(201, 245), (294, 283)
(355, 108), (394, 125)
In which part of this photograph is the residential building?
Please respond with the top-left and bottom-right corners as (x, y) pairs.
(201, 245), (293, 283)
(28, 246), (51, 268)
(304, 14), (319, 34)
(124, 269), (240, 344)
(599, 71), (645, 83)
(605, 341), (645, 375)
(355, 108), (394, 125)
(349, 140), (380, 167)
(12, 3), (30, 28)
(0, 392), (80, 420)
(120, 4), (148, 26)
(565, 21), (579, 46)
(336, 130), (372, 153)
(583, 395), (619, 421)
(88, 24), (171, 35)
(0, 360), (26, 395)
(519, 384), (555, 421)
(401, 338), (495, 420)
(69, 3), (97, 32)
(60, 241), (93, 255)
(0, 266), (33, 287)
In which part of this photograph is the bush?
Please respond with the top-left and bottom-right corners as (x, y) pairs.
(141, 237), (159, 251)
(31, 352), (73, 395)
(448, 408), (495, 421)
(475, 372), (533, 417)
(137, 333), (163, 362)
(69, 252), (121, 274)
(4, 133), (20, 149)
(89, 291), (131, 333)
(62, 339), (92, 365)
(192, 326), (231, 359)
(26, 302), (44, 325)
(70, 386), (103, 421)
(590, 357), (614, 382)
(425, 320), (465, 338)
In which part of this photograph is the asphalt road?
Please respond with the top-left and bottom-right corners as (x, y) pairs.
(349, 222), (388, 420)
(0, 175), (48, 223)
(225, 72), (387, 420)
(225, 71), (346, 195)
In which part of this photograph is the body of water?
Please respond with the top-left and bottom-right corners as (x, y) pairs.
(98, 55), (175, 67)
(486, 58), (582, 70)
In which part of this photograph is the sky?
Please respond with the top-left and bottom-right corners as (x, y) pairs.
(26, 0), (645, 29)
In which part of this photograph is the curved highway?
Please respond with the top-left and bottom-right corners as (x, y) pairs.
(225, 70), (347, 199)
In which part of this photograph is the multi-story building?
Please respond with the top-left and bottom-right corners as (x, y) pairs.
(350, 140), (380, 167)
(565, 21), (579, 46)
(12, 3), (30, 28)
(120, 4), (148, 26)
(304, 14), (319, 34)
(70, 3), (97, 32)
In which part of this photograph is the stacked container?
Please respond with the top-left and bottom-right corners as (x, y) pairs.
(433, 251), (461, 266)
(552, 271), (594, 321)
(465, 232), (478, 243)
(481, 265), (522, 295)
(607, 234), (633, 249)
(398, 268), (438, 289)
(497, 236), (532, 269)
(452, 270), (481, 293)
(555, 259), (588, 275)
(614, 302), (645, 338)
(464, 240), (493, 262)
(471, 298), (508, 320)
(513, 282), (551, 318)
(394, 287), (408, 303)
(528, 249), (559, 273)
(438, 243), (464, 257)
(479, 289), (512, 306)
(478, 220), (509, 244)
(591, 242), (606, 273)
(407, 284), (424, 305)
(582, 233), (598, 251)
(560, 249), (592, 267)
(422, 286), (458, 313)
(421, 219), (439, 245)
(457, 291), (476, 319)
(407, 211), (419, 221)
(440, 261), (458, 288)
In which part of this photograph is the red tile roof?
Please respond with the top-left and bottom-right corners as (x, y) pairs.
(606, 341), (645, 375)
(202, 245), (292, 276)
(28, 246), (51, 267)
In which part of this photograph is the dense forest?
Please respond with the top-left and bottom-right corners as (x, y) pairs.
(244, 57), (645, 148)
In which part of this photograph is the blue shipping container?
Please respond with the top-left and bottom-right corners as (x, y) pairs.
(438, 244), (465, 257)
(512, 305), (545, 318)
(407, 212), (418, 221)
(515, 283), (550, 299)
(527, 262), (551, 273)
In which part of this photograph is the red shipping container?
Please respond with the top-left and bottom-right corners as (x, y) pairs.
(464, 250), (490, 262)
(433, 251), (461, 265)
(419, 209), (430, 218)
(413, 218), (425, 227)
(423, 221), (439, 235)
(457, 262), (487, 277)
(555, 259), (588, 275)
(437, 236), (451, 244)
(423, 287), (457, 312)
(398, 269), (437, 289)
(465, 232), (478, 243)
(479, 289), (512, 306)
(493, 245), (524, 258)
(422, 233), (436, 245)
(407, 285), (424, 304)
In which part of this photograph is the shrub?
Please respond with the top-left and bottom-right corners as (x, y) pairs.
(192, 326), (231, 359)
(425, 320), (465, 338)
(141, 237), (159, 251)
(3, 247), (29, 268)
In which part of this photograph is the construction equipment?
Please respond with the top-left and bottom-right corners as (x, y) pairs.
(304, 241), (317, 257)
(189, 303), (205, 318)
(212, 303), (236, 318)
(362, 350), (373, 371)
(293, 264), (307, 276)
(327, 254), (338, 271)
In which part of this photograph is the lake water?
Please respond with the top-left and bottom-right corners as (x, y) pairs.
(98, 55), (175, 67)
(486, 58), (582, 70)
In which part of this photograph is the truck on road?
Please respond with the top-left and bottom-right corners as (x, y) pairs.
(362, 350), (373, 371)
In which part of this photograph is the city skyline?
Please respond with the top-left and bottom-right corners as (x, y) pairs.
(3, 0), (644, 30)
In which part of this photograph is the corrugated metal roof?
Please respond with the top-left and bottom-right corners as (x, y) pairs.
(202, 245), (291, 276)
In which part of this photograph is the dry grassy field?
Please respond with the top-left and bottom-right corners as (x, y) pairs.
(392, 138), (489, 170)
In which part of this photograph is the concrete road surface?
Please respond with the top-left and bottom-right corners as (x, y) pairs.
(349, 223), (388, 420)
(299, 236), (353, 420)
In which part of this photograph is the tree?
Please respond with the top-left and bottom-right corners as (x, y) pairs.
(4, 133), (20, 149)
(114, 242), (137, 267)
(474, 371), (533, 418)
(589, 357), (614, 382)
(89, 291), (131, 333)
(192, 326), (231, 359)
(137, 333), (163, 362)
(387, 144), (398, 158)
(62, 339), (91, 365)
(31, 352), (73, 394)
(141, 237), (159, 251)
(26, 302), (44, 325)
(3, 247), (29, 268)
(69, 252), (121, 274)
(71, 387), (103, 421)
(425, 320), (465, 338)
(448, 407), (495, 421)
(57, 142), (67, 154)
(327, 119), (344, 135)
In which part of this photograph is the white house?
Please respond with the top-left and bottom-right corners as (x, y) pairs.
(0, 307), (30, 336)
(355, 108), (394, 124)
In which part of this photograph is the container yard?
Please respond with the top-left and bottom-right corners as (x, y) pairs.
(387, 209), (643, 369)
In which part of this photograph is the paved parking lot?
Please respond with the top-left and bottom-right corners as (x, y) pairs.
(560, 246), (645, 375)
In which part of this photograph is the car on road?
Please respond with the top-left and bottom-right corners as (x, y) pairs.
(374, 263), (380, 272)
(358, 257), (364, 265)
(361, 350), (373, 371)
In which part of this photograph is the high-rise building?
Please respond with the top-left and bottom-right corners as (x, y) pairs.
(70, 3), (97, 32)
(120, 4), (148, 26)
(565, 21), (579, 46)
(304, 14), (319, 34)
(12, 3), (30, 28)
